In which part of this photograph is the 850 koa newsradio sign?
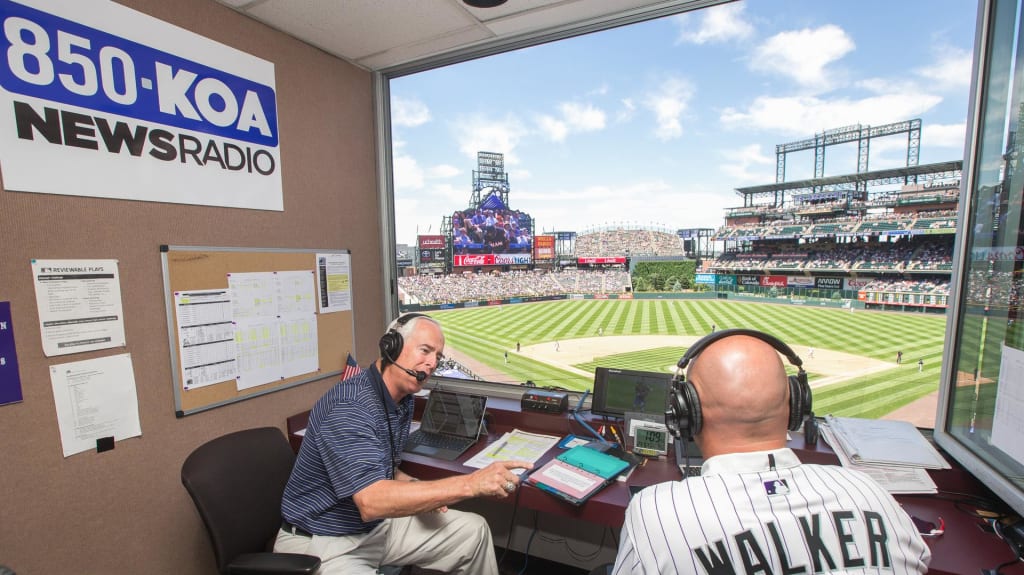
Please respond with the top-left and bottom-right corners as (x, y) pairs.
(0, 0), (282, 210)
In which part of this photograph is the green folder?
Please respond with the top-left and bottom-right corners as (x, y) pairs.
(556, 444), (631, 479)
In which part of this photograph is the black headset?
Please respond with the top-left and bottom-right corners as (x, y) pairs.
(665, 328), (812, 441)
(379, 313), (427, 367)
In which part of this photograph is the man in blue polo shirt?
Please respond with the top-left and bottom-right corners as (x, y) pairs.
(275, 313), (531, 574)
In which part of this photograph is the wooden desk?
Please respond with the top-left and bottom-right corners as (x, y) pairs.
(286, 397), (1024, 575)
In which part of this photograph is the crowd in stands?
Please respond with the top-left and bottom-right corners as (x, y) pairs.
(860, 278), (950, 295)
(710, 239), (953, 272)
(714, 209), (957, 241)
(398, 269), (632, 305)
(575, 228), (683, 257)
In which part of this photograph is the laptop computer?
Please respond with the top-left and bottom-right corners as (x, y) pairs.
(675, 439), (705, 478)
(403, 390), (488, 461)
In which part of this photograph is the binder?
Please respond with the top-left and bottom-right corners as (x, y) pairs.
(823, 415), (949, 469)
(525, 444), (637, 506)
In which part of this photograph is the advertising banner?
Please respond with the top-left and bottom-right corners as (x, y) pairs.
(738, 275), (761, 286)
(418, 235), (446, 249)
(695, 273), (716, 285)
(577, 257), (626, 265)
(760, 275), (787, 287)
(786, 276), (815, 288)
(454, 253), (532, 267)
(815, 277), (843, 290)
(716, 274), (737, 286)
(844, 277), (873, 290)
(534, 235), (555, 260)
(0, 0), (282, 210)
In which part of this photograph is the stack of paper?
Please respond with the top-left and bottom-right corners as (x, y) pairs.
(819, 415), (950, 494)
(463, 429), (560, 471)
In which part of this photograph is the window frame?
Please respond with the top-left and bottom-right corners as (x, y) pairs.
(372, 1), (732, 399)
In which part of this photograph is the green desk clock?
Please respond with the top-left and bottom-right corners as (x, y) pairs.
(632, 424), (669, 457)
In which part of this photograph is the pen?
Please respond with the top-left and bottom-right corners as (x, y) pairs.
(491, 440), (508, 458)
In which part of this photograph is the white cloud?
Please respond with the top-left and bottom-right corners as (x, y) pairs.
(560, 102), (606, 132)
(427, 164), (460, 179)
(644, 77), (694, 141)
(923, 122), (967, 149)
(393, 154), (424, 190)
(674, 3), (754, 45)
(719, 144), (775, 183)
(616, 98), (636, 123)
(749, 24), (855, 90)
(536, 115), (569, 142)
(452, 114), (528, 163)
(392, 96), (431, 128)
(720, 93), (943, 135)
(916, 48), (973, 91)
(536, 102), (606, 142)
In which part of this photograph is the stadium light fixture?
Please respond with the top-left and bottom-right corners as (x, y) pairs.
(463, 0), (508, 7)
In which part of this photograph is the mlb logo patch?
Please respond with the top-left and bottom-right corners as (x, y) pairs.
(764, 479), (790, 495)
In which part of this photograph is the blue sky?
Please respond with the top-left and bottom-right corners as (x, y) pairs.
(389, 0), (977, 246)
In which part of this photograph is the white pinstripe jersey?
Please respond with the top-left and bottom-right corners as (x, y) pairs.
(613, 448), (930, 574)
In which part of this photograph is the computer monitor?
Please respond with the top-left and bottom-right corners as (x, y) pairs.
(591, 367), (673, 419)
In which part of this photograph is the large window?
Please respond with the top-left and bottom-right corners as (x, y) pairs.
(935, 0), (1024, 518)
(381, 0), (977, 427)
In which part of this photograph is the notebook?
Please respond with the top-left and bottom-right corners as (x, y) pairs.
(403, 390), (488, 461)
(525, 443), (637, 506)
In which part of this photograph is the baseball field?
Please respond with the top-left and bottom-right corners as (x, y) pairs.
(426, 298), (948, 426)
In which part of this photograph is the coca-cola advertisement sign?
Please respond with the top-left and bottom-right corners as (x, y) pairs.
(454, 254), (493, 266)
(453, 253), (532, 266)
(760, 275), (787, 287)
(419, 235), (446, 249)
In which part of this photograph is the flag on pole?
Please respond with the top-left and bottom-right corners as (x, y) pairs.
(342, 353), (363, 381)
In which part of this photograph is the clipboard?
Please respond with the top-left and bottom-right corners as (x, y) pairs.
(525, 444), (636, 506)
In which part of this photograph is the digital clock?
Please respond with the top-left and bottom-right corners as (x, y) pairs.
(632, 424), (669, 457)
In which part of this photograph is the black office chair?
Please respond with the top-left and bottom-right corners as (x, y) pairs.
(181, 427), (321, 575)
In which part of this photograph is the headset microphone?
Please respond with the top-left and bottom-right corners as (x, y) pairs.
(394, 362), (428, 382)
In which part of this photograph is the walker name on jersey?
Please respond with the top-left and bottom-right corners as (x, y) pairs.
(0, 0), (278, 149)
(694, 510), (894, 574)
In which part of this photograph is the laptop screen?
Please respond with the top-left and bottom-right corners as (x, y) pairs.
(420, 390), (487, 439)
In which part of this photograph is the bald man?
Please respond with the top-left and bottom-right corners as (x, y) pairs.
(612, 334), (931, 574)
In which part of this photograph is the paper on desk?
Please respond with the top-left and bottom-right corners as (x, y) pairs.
(463, 429), (560, 472)
(820, 424), (937, 494)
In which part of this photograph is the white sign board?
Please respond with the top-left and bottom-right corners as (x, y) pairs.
(0, 0), (282, 210)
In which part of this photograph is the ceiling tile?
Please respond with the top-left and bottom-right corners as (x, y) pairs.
(245, 0), (482, 61)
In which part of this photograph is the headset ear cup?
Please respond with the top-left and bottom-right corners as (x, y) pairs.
(787, 371), (812, 431)
(379, 330), (403, 362)
(682, 381), (702, 439)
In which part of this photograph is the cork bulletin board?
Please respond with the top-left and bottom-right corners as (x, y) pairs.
(161, 245), (353, 416)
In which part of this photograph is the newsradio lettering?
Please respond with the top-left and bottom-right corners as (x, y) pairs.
(0, 1), (278, 174)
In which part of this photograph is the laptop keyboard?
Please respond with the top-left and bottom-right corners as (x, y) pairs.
(407, 430), (472, 451)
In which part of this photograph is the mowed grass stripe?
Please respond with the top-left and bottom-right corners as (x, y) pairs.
(425, 299), (947, 417)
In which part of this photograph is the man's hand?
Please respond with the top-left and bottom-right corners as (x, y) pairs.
(466, 460), (534, 498)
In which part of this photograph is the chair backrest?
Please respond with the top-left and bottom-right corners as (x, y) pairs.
(181, 427), (295, 574)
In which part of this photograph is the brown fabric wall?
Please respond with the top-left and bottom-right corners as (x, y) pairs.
(0, 1), (384, 573)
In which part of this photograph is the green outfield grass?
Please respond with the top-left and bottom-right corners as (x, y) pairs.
(428, 299), (948, 420)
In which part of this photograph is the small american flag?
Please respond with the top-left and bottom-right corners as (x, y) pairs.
(342, 353), (363, 381)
